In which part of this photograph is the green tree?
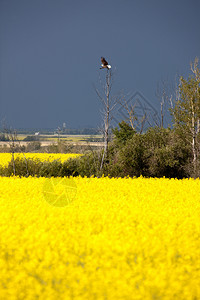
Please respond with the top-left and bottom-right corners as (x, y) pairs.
(112, 121), (136, 147)
(172, 58), (200, 176)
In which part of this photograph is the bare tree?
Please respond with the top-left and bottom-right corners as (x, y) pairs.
(56, 127), (62, 142)
(117, 94), (147, 133)
(2, 124), (29, 176)
(94, 69), (118, 169)
(156, 79), (172, 128)
(190, 57), (200, 139)
(190, 58), (200, 174)
(4, 127), (17, 175)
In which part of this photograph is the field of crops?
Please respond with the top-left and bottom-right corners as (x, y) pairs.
(0, 176), (200, 299)
(0, 153), (81, 167)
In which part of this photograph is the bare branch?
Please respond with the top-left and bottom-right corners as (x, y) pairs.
(94, 68), (118, 170)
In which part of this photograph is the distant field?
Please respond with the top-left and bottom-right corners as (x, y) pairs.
(0, 134), (104, 147)
(20, 134), (103, 142)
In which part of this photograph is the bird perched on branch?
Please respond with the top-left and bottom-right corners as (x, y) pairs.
(100, 57), (111, 69)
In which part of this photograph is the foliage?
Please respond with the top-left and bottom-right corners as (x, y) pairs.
(145, 127), (190, 178)
(117, 133), (149, 177)
(0, 153), (83, 177)
(107, 124), (192, 178)
(171, 59), (200, 177)
(25, 141), (41, 152)
(0, 133), (9, 141)
(112, 121), (136, 147)
(0, 153), (102, 178)
(173, 76), (200, 131)
(23, 135), (39, 141)
(0, 153), (81, 166)
(45, 140), (94, 154)
(0, 127), (195, 178)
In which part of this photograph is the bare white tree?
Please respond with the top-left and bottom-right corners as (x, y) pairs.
(117, 94), (147, 133)
(94, 69), (118, 169)
(156, 79), (172, 128)
(156, 75), (182, 126)
(3, 124), (29, 176)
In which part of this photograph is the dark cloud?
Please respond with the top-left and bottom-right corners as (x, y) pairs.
(0, 0), (200, 128)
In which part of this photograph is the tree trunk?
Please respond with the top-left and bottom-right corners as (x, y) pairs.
(100, 70), (110, 170)
(191, 103), (197, 176)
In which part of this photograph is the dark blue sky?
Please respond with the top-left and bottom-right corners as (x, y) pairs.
(0, 0), (200, 129)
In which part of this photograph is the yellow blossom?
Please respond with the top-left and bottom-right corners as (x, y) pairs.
(0, 176), (200, 299)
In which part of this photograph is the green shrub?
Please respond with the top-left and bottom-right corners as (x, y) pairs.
(0, 152), (103, 178)
(112, 121), (136, 147)
(107, 125), (193, 178)
(23, 136), (38, 141)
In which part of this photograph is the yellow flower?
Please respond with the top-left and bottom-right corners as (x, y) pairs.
(0, 152), (81, 166)
(0, 176), (200, 299)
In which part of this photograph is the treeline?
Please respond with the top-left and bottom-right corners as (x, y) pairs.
(5, 127), (99, 135)
(0, 140), (99, 154)
(107, 124), (192, 178)
(0, 123), (196, 178)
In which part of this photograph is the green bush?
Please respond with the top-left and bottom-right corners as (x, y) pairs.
(112, 121), (136, 147)
(0, 134), (9, 141)
(23, 135), (38, 141)
(108, 134), (149, 177)
(25, 142), (41, 152)
(107, 124), (193, 178)
(0, 152), (103, 178)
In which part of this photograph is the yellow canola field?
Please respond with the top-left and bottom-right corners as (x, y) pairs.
(0, 176), (200, 299)
(0, 153), (81, 167)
